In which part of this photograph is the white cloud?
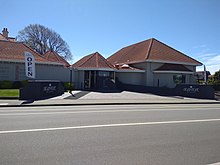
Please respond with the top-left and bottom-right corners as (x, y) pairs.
(193, 44), (207, 49)
(193, 44), (220, 75)
(197, 54), (220, 74)
(199, 53), (217, 61)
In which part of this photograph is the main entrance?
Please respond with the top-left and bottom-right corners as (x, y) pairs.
(84, 71), (116, 90)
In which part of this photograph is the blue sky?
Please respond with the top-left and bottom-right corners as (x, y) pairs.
(1, 0), (220, 74)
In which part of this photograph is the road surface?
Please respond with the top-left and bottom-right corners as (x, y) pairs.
(0, 104), (220, 165)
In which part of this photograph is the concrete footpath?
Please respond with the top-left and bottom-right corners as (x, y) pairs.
(0, 91), (219, 107)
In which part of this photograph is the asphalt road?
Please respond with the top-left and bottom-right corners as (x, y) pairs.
(0, 104), (220, 165)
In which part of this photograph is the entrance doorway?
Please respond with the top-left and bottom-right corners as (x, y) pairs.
(84, 71), (115, 90)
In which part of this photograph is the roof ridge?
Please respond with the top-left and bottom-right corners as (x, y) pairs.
(98, 52), (114, 68)
(145, 38), (154, 60)
(78, 53), (95, 68)
(51, 51), (61, 62)
(109, 38), (153, 64)
(44, 50), (69, 66)
(22, 42), (46, 59)
(153, 39), (203, 65)
(94, 52), (99, 67)
(122, 39), (151, 49)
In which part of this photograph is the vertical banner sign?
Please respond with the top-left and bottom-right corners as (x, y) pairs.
(24, 52), (35, 79)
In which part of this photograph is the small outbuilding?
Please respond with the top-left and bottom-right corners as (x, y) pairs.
(72, 52), (116, 90)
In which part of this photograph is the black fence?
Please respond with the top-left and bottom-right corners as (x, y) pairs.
(19, 80), (65, 100)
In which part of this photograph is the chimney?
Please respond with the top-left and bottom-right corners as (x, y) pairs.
(2, 28), (9, 38)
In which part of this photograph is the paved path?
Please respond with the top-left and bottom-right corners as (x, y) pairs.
(0, 91), (219, 107)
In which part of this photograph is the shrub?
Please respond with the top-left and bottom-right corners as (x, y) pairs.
(12, 81), (22, 89)
(208, 70), (220, 86)
(0, 81), (13, 89)
(63, 82), (74, 91)
(21, 80), (28, 87)
(0, 80), (29, 89)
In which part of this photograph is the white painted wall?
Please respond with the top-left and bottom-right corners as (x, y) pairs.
(0, 61), (70, 82)
(73, 70), (84, 89)
(0, 62), (26, 81)
(132, 62), (198, 88)
(132, 62), (163, 87)
(153, 73), (176, 88)
(116, 72), (144, 85)
(36, 64), (69, 81)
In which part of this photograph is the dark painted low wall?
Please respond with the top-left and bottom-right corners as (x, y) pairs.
(19, 80), (64, 100)
(175, 84), (215, 99)
(118, 83), (215, 99)
(212, 85), (220, 91)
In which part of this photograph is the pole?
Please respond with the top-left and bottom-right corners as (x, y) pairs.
(204, 65), (207, 84)
(69, 68), (73, 93)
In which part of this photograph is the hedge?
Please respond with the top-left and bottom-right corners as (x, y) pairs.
(0, 80), (28, 89)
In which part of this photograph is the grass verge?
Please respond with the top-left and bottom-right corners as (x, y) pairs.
(0, 89), (19, 97)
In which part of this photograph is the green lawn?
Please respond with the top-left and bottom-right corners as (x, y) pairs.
(0, 89), (19, 97)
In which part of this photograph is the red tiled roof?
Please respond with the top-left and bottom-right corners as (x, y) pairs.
(154, 63), (193, 72)
(0, 40), (48, 62)
(44, 50), (70, 67)
(108, 38), (202, 66)
(72, 52), (114, 69)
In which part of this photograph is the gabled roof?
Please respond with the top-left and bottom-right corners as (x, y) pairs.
(0, 40), (48, 63)
(44, 50), (70, 67)
(108, 38), (202, 66)
(155, 63), (192, 72)
(72, 52), (114, 69)
(154, 63), (194, 74)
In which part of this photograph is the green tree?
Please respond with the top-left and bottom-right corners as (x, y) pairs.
(17, 24), (72, 60)
(208, 70), (220, 85)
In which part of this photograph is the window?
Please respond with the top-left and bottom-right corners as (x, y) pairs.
(98, 71), (110, 77)
(0, 66), (9, 79)
(173, 74), (186, 84)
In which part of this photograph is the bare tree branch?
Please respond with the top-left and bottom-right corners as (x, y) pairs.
(17, 24), (72, 60)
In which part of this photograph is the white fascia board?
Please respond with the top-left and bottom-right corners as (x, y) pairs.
(153, 70), (194, 74)
(145, 60), (202, 66)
